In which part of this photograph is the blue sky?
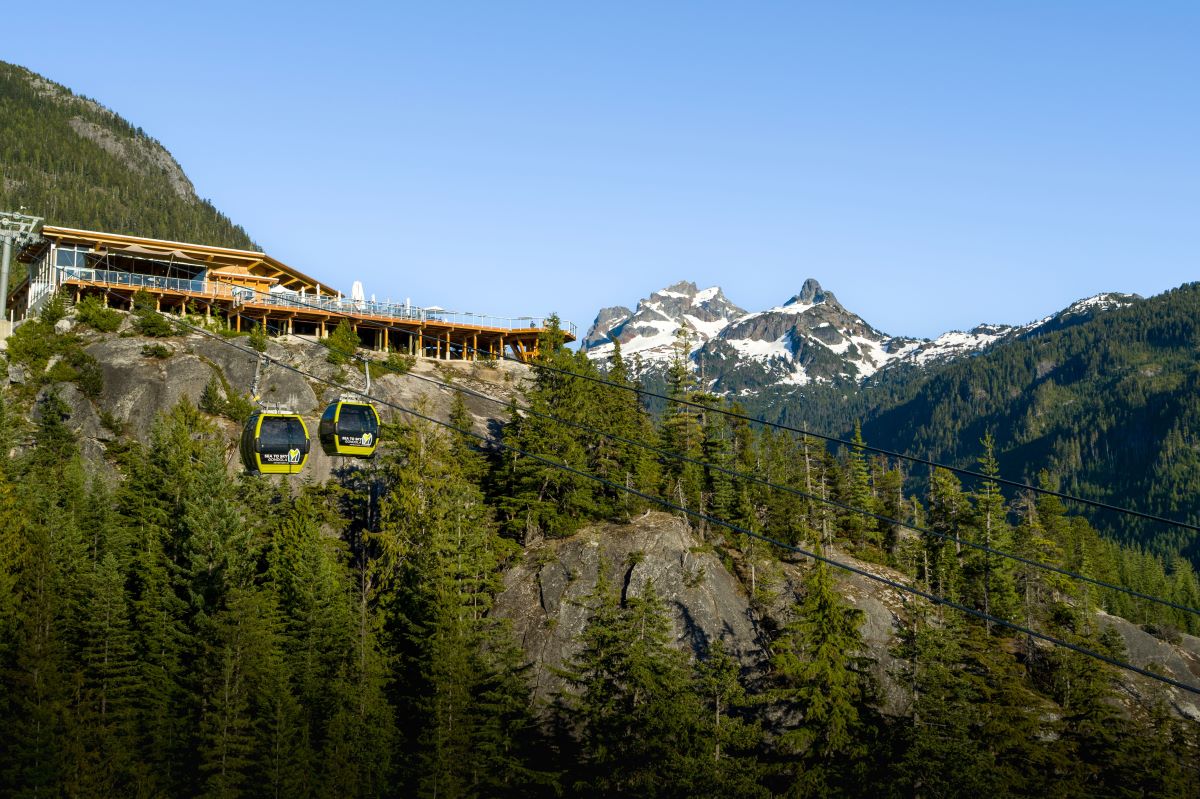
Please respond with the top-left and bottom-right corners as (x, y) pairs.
(4, 2), (1198, 339)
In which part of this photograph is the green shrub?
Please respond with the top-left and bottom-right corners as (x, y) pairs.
(248, 323), (268, 352)
(44, 346), (104, 398)
(199, 376), (224, 415)
(199, 374), (254, 422)
(141, 343), (172, 359)
(71, 350), (104, 398)
(98, 409), (125, 434)
(75, 295), (122, 332)
(130, 290), (177, 337)
(325, 319), (359, 365)
(135, 309), (176, 338)
(131, 290), (156, 311)
(40, 292), (68, 325)
(224, 393), (254, 423)
(6, 319), (59, 370)
(385, 352), (415, 375)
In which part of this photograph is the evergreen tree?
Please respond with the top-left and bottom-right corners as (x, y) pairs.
(499, 316), (602, 540)
(379, 417), (542, 797)
(557, 575), (705, 797)
(448, 389), (487, 484)
(768, 563), (874, 796)
(691, 640), (768, 797)
(839, 421), (877, 549)
(659, 326), (705, 521)
(923, 468), (969, 602)
(966, 432), (1020, 628)
(893, 613), (1001, 797)
(591, 339), (659, 519)
(325, 319), (360, 365)
(0, 391), (90, 796)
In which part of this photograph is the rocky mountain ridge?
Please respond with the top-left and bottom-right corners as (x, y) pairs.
(582, 279), (746, 358)
(583, 277), (1140, 395)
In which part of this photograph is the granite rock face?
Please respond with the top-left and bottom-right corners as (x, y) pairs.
(494, 512), (1200, 719)
(37, 307), (528, 483)
(582, 306), (634, 349)
(493, 511), (913, 712)
(494, 512), (765, 701)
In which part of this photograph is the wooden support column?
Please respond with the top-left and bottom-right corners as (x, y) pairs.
(320, 319), (326, 338)
(417, 328), (424, 357)
(235, 314), (241, 333)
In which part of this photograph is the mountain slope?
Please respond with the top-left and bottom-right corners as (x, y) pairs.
(0, 61), (254, 248)
(850, 282), (1200, 560)
(584, 277), (1200, 563)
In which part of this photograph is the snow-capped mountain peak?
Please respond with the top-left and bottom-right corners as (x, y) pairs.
(583, 279), (1141, 397)
(583, 280), (746, 362)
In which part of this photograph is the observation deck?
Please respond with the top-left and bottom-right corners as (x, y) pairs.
(5, 222), (574, 360)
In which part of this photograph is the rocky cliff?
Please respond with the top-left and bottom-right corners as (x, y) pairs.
(494, 511), (1200, 721)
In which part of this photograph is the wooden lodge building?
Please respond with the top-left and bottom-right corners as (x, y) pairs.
(4, 220), (573, 360)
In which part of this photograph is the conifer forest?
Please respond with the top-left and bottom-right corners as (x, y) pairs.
(1, 300), (1198, 798)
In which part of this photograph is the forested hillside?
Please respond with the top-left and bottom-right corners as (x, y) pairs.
(0, 61), (254, 248)
(747, 284), (1200, 565)
(1, 299), (1198, 797)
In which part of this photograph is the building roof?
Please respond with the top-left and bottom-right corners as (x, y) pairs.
(40, 225), (341, 296)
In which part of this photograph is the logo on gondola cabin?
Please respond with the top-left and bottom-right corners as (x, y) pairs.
(287, 447), (301, 464)
(361, 432), (373, 446)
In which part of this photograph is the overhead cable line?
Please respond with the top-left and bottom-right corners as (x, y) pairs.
(405, 323), (1200, 536)
(94, 284), (1200, 534)
(109, 292), (1200, 697)
(381, 361), (1200, 619)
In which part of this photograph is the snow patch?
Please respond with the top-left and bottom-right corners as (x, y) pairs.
(727, 335), (792, 360)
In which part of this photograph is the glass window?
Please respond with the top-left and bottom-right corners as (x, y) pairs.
(338, 404), (378, 437)
(260, 416), (306, 451)
(56, 247), (83, 268)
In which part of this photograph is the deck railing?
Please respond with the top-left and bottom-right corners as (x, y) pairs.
(57, 267), (576, 336)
